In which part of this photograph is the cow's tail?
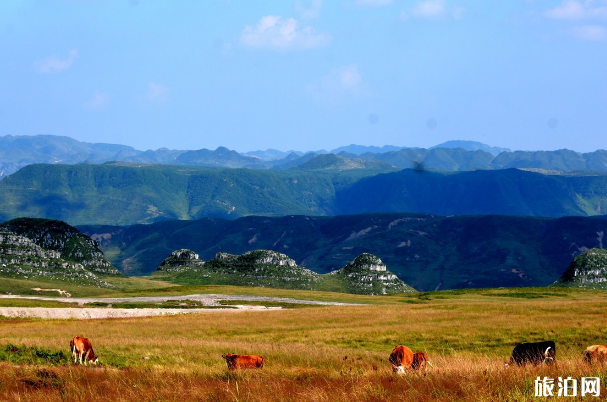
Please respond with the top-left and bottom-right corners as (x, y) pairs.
(259, 357), (264, 369)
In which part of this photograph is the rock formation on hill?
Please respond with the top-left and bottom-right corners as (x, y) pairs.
(554, 248), (607, 290)
(157, 249), (205, 272)
(329, 253), (416, 295)
(0, 218), (119, 287)
(154, 249), (416, 295)
(0, 217), (119, 276)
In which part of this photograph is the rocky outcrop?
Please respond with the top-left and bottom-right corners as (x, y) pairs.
(554, 248), (607, 290)
(203, 250), (318, 290)
(329, 253), (416, 295)
(157, 249), (205, 272)
(0, 228), (113, 288)
(0, 218), (120, 276)
(216, 250), (297, 267)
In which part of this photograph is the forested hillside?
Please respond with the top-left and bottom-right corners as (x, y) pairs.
(1, 164), (607, 225)
(78, 213), (607, 290)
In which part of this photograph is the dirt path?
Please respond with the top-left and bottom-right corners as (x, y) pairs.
(0, 294), (357, 319)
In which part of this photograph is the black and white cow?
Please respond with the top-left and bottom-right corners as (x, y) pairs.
(506, 341), (556, 366)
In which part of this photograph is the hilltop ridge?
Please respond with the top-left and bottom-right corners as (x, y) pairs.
(152, 249), (414, 295)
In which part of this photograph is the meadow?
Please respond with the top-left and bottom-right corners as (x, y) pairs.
(1, 286), (607, 401)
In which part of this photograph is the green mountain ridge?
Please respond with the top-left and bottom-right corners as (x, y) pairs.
(2, 164), (607, 226)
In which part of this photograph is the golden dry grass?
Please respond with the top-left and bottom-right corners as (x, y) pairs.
(2, 289), (607, 401)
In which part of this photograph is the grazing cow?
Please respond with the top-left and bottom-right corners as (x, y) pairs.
(506, 341), (556, 367)
(584, 345), (607, 364)
(411, 352), (432, 371)
(389, 345), (414, 374)
(70, 336), (98, 365)
(221, 353), (264, 370)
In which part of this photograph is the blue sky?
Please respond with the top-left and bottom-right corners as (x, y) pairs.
(1, 0), (606, 153)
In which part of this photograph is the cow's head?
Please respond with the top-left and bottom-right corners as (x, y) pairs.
(88, 353), (99, 365)
(222, 353), (236, 368)
(391, 364), (406, 375)
(542, 347), (555, 364)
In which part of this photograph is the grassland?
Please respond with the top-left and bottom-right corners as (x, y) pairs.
(1, 286), (607, 401)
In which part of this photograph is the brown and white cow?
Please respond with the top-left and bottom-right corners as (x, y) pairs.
(411, 351), (432, 371)
(221, 353), (264, 370)
(70, 336), (98, 365)
(389, 345), (414, 374)
(584, 345), (607, 364)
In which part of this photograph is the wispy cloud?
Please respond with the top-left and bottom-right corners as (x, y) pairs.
(240, 15), (331, 50)
(411, 0), (445, 17)
(400, 0), (463, 21)
(145, 82), (170, 103)
(296, 0), (323, 19)
(34, 49), (78, 74)
(84, 92), (110, 111)
(543, 1), (607, 41)
(570, 24), (607, 40)
(307, 64), (372, 105)
(354, 0), (393, 6)
(544, 0), (607, 20)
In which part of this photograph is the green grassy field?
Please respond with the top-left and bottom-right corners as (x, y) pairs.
(1, 285), (607, 401)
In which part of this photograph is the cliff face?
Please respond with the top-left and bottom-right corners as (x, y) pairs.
(154, 249), (416, 295)
(554, 248), (607, 290)
(0, 218), (120, 288)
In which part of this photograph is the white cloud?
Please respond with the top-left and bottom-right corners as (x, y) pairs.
(307, 64), (371, 105)
(296, 0), (323, 19)
(84, 92), (110, 111)
(411, 0), (445, 18)
(570, 24), (607, 39)
(400, 0), (463, 21)
(34, 49), (78, 74)
(240, 15), (330, 50)
(354, 0), (393, 6)
(544, 0), (607, 20)
(145, 82), (170, 103)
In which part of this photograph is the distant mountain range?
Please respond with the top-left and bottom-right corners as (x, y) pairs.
(4, 135), (607, 179)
